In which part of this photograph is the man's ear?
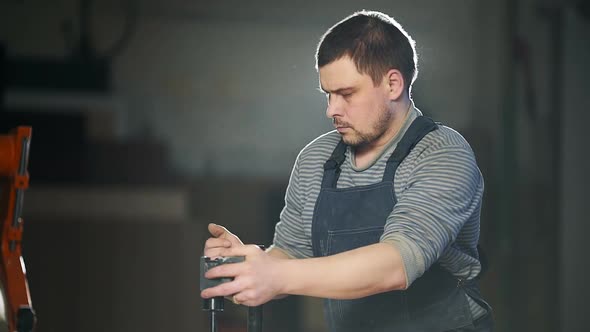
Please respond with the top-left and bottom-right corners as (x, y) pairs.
(385, 69), (405, 100)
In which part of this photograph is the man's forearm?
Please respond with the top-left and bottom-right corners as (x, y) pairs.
(277, 243), (407, 299)
(266, 246), (293, 299)
(267, 246), (294, 260)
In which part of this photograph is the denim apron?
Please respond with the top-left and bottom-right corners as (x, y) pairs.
(311, 116), (492, 331)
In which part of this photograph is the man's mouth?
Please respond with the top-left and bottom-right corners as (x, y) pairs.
(333, 119), (352, 132)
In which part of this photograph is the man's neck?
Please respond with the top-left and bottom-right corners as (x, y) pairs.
(354, 98), (412, 166)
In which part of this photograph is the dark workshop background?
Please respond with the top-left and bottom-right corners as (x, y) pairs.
(1, 0), (589, 331)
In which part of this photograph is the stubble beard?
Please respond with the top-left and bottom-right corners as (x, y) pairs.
(341, 105), (393, 147)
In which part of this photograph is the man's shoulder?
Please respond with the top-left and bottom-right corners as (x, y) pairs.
(418, 123), (474, 152)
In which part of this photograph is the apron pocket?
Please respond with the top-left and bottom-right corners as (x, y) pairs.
(327, 225), (384, 255)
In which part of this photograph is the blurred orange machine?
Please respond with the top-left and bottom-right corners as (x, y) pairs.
(0, 127), (35, 332)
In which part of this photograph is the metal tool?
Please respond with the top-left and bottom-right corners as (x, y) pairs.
(200, 255), (263, 332)
(0, 127), (36, 332)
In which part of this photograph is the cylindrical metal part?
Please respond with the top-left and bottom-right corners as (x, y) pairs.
(13, 189), (23, 228)
(247, 306), (262, 332)
(17, 137), (29, 176)
(210, 310), (217, 332)
(202, 297), (224, 312)
(203, 297), (223, 332)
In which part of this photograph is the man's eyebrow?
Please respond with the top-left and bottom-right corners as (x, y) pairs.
(317, 86), (355, 94)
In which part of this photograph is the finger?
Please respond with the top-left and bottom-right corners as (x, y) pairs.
(201, 279), (244, 299)
(204, 237), (232, 250)
(233, 291), (249, 306)
(221, 244), (262, 258)
(208, 223), (244, 246)
(235, 290), (267, 307)
(208, 223), (228, 238)
(205, 261), (244, 279)
(203, 247), (233, 259)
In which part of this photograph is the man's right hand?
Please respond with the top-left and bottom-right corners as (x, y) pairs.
(203, 223), (244, 258)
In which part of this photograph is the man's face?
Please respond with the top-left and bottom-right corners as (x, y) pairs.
(319, 56), (393, 147)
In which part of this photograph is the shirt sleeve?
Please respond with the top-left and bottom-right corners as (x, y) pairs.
(271, 154), (314, 258)
(380, 143), (484, 286)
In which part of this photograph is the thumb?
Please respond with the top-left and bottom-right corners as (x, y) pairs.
(208, 223), (243, 246)
(208, 223), (228, 238)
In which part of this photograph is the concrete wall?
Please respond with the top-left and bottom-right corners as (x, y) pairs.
(561, 7), (590, 332)
(0, 0), (494, 178)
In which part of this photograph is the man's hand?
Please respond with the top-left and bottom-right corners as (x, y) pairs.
(200, 245), (285, 307)
(203, 223), (244, 258)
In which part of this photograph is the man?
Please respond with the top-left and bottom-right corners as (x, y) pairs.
(201, 10), (493, 331)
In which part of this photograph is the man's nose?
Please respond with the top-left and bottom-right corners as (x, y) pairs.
(326, 95), (343, 119)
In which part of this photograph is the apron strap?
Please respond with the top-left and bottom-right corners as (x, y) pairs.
(321, 140), (347, 189)
(462, 278), (494, 316)
(321, 116), (439, 188)
(382, 116), (438, 182)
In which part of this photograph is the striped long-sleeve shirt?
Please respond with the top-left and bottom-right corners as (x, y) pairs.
(270, 105), (487, 317)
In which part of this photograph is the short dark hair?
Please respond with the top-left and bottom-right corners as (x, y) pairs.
(316, 10), (418, 94)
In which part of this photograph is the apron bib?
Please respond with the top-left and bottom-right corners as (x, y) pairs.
(311, 116), (491, 331)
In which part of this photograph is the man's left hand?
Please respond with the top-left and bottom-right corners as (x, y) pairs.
(200, 244), (284, 307)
